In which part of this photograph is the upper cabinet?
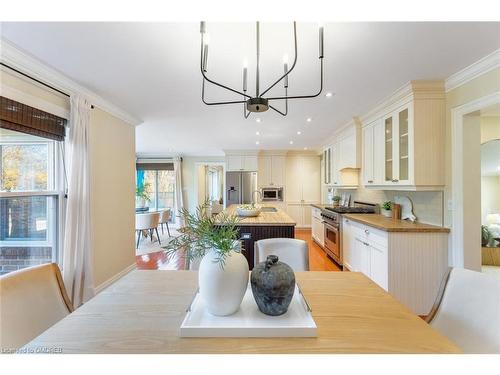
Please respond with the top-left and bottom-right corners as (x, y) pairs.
(226, 154), (258, 172)
(286, 154), (321, 203)
(258, 154), (286, 187)
(322, 121), (361, 188)
(361, 81), (445, 190)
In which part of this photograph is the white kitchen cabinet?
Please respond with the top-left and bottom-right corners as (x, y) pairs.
(341, 217), (449, 315)
(311, 207), (324, 247)
(361, 81), (445, 191)
(259, 155), (286, 187)
(226, 155), (258, 171)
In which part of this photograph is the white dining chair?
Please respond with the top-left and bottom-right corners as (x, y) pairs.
(254, 238), (309, 271)
(135, 212), (161, 249)
(426, 267), (500, 353)
(159, 209), (172, 237)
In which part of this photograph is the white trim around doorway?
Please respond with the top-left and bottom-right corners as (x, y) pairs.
(451, 90), (500, 268)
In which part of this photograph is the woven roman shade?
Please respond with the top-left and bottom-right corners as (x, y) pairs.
(136, 162), (174, 171)
(0, 96), (67, 141)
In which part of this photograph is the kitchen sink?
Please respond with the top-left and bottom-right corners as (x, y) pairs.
(260, 207), (278, 212)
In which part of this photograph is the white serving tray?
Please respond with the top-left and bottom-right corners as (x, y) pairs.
(179, 284), (317, 337)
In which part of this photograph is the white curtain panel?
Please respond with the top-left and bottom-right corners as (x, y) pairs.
(62, 95), (95, 307)
(174, 158), (185, 226)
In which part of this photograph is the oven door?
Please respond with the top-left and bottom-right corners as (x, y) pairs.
(324, 222), (341, 263)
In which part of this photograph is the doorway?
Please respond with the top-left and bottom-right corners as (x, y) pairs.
(195, 162), (225, 215)
(451, 94), (500, 271)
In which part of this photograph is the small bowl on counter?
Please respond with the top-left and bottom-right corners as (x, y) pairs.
(236, 204), (261, 217)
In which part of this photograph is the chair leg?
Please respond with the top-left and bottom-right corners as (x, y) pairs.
(155, 228), (161, 245)
(136, 230), (141, 249)
(161, 223), (164, 235)
(150, 229), (154, 242)
(166, 222), (171, 237)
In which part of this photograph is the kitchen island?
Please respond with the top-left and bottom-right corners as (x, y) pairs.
(217, 204), (296, 269)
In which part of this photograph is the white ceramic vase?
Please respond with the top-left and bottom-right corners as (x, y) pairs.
(198, 249), (249, 316)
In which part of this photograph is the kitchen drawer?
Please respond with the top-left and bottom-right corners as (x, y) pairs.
(349, 220), (388, 247)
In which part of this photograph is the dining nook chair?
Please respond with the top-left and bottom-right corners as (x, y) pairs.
(159, 209), (172, 237)
(135, 212), (161, 249)
(254, 238), (310, 271)
(0, 263), (74, 350)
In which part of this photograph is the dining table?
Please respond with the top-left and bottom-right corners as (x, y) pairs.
(22, 270), (461, 354)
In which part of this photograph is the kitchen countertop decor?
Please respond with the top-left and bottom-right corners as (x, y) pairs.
(343, 214), (450, 233)
(218, 204), (296, 226)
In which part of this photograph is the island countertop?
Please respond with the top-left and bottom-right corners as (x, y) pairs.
(218, 204), (296, 226)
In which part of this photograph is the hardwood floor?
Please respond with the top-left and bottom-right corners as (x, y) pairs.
(136, 228), (341, 272)
(295, 229), (342, 271)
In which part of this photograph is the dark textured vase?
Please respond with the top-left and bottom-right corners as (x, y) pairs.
(251, 255), (295, 316)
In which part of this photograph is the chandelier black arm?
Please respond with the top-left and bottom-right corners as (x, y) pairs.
(267, 57), (323, 101)
(258, 21), (298, 98)
(243, 96), (251, 118)
(200, 36), (252, 99)
(202, 77), (247, 106)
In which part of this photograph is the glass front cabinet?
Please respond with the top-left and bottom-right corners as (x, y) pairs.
(382, 104), (412, 186)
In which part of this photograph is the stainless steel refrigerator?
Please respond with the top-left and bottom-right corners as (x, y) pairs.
(226, 171), (258, 206)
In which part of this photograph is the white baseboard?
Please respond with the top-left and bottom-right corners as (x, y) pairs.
(94, 263), (137, 294)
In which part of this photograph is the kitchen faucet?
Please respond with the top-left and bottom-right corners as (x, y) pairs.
(252, 190), (262, 205)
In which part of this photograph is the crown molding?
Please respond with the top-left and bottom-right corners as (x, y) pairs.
(0, 38), (142, 126)
(445, 48), (500, 93)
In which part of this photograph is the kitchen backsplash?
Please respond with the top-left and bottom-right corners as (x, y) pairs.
(326, 186), (445, 227)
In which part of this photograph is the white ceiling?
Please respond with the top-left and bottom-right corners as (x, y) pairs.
(1, 22), (499, 156)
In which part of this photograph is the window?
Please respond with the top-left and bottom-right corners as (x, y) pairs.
(136, 168), (176, 223)
(0, 129), (63, 275)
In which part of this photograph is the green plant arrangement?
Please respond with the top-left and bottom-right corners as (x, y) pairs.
(136, 182), (152, 202)
(332, 195), (341, 202)
(382, 201), (392, 211)
(163, 200), (242, 268)
(482, 225), (492, 247)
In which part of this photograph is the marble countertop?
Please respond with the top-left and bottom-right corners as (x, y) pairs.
(218, 204), (296, 226)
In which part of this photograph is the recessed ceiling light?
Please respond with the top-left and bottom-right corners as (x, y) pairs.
(306, 117), (312, 122)
(256, 131), (260, 135)
(289, 140), (294, 145)
(497, 166), (500, 170)
(256, 141), (260, 145)
(256, 118), (261, 123)
(325, 92), (333, 98)
(303, 147), (308, 150)
(297, 131), (302, 135)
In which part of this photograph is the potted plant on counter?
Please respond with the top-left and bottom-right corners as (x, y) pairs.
(381, 201), (392, 218)
(164, 201), (248, 316)
(332, 195), (341, 207)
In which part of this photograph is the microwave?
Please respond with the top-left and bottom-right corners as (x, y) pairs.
(261, 187), (283, 201)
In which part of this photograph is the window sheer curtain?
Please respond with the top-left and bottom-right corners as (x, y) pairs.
(62, 95), (94, 307)
(173, 158), (184, 226)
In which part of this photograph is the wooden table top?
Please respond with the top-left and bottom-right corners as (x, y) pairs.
(343, 214), (450, 233)
(217, 204), (296, 226)
(23, 271), (460, 354)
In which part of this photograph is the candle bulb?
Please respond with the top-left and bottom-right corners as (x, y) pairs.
(200, 21), (206, 34)
(203, 44), (208, 72)
(283, 62), (288, 88)
(319, 24), (324, 58)
(243, 66), (248, 92)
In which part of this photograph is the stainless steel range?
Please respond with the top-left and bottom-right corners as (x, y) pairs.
(321, 201), (376, 267)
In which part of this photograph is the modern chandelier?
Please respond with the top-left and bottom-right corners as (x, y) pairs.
(200, 21), (324, 118)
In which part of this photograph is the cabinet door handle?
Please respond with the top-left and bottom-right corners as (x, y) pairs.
(363, 242), (370, 246)
(391, 179), (399, 183)
(364, 229), (369, 234)
(367, 180), (373, 183)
